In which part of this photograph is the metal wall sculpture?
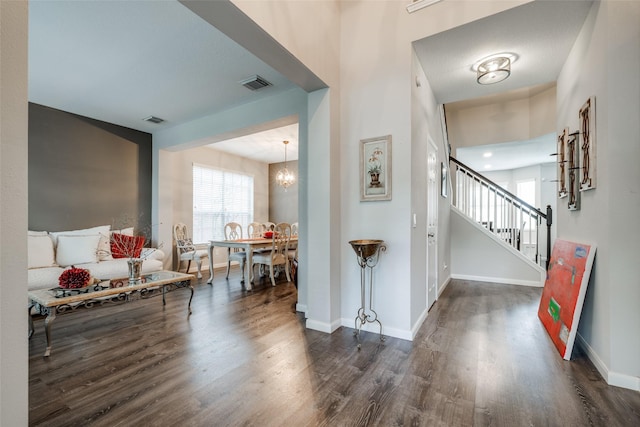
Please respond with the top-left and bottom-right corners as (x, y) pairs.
(557, 128), (568, 199)
(579, 97), (596, 191)
(567, 131), (580, 211)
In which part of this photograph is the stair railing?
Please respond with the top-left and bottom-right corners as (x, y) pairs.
(450, 157), (551, 268)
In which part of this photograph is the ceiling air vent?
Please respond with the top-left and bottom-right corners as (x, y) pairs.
(240, 75), (272, 91)
(143, 116), (165, 124)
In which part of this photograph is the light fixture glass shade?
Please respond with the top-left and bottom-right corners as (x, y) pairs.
(276, 167), (295, 189)
(276, 140), (295, 190)
(477, 56), (511, 85)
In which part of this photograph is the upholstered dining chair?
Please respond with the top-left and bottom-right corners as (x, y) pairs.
(223, 222), (246, 280)
(251, 222), (291, 287)
(173, 223), (208, 279)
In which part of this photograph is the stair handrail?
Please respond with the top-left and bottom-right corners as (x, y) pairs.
(450, 156), (552, 269)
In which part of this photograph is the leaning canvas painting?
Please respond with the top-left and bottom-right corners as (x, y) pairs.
(538, 239), (596, 360)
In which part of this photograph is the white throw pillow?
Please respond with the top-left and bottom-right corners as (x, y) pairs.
(112, 227), (134, 236)
(50, 225), (111, 261)
(28, 234), (56, 268)
(55, 234), (101, 266)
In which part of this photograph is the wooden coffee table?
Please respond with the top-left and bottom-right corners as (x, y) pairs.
(28, 270), (194, 356)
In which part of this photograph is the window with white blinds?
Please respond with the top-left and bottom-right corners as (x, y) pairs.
(192, 164), (254, 243)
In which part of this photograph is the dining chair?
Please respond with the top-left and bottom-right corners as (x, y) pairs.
(291, 222), (299, 236)
(251, 222), (291, 287)
(247, 222), (265, 239)
(262, 222), (276, 232)
(224, 222), (246, 280)
(173, 223), (209, 279)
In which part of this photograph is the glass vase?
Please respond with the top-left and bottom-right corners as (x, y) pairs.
(127, 258), (143, 285)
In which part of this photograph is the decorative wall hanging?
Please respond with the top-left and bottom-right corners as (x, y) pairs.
(538, 239), (596, 360)
(579, 97), (596, 191)
(567, 131), (580, 211)
(557, 128), (568, 199)
(360, 135), (392, 202)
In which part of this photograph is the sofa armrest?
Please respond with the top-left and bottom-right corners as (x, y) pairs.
(141, 247), (165, 261)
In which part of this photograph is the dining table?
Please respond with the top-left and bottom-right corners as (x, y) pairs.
(207, 236), (298, 290)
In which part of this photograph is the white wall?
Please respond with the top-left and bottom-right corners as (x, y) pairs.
(446, 85), (556, 151)
(230, 0), (340, 88)
(557, 0), (640, 390)
(0, 1), (28, 423)
(451, 210), (544, 286)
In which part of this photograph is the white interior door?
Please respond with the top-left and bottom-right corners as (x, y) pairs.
(427, 140), (438, 310)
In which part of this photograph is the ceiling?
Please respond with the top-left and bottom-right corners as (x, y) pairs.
(456, 133), (556, 173)
(28, 0), (297, 134)
(28, 0), (593, 165)
(206, 124), (299, 164)
(413, 0), (593, 104)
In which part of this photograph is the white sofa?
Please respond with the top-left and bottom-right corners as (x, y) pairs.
(28, 225), (164, 291)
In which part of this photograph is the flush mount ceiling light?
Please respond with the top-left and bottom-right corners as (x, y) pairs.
(475, 55), (511, 85)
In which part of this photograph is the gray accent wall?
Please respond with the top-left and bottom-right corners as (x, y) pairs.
(28, 103), (152, 232)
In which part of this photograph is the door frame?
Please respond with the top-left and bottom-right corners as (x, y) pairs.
(427, 138), (439, 310)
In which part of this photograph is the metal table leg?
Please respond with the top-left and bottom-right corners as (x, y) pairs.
(43, 308), (56, 357)
(28, 303), (35, 339)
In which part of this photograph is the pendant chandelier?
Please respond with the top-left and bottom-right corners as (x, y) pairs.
(276, 140), (295, 190)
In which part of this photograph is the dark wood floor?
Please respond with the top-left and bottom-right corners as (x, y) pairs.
(29, 270), (640, 426)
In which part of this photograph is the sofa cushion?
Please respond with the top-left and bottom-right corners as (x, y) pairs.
(56, 234), (101, 266)
(50, 225), (112, 261)
(28, 234), (56, 269)
(110, 233), (145, 259)
(85, 258), (164, 281)
(28, 266), (65, 291)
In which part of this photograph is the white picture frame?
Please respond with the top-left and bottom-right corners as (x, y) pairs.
(360, 135), (392, 202)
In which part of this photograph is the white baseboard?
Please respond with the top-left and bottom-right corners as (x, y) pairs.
(340, 318), (413, 341)
(306, 317), (341, 334)
(451, 273), (543, 288)
(410, 308), (429, 340)
(439, 275), (451, 297)
(576, 333), (640, 391)
(575, 332), (608, 381)
(295, 303), (307, 314)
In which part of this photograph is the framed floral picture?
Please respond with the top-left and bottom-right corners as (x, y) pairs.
(360, 135), (392, 202)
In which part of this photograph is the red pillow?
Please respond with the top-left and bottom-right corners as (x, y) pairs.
(110, 233), (145, 259)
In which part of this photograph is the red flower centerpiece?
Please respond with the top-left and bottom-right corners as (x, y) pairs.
(58, 266), (92, 289)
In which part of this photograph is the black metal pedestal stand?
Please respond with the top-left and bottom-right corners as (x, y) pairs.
(349, 239), (386, 350)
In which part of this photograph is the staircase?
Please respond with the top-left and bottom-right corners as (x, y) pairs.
(450, 157), (552, 269)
